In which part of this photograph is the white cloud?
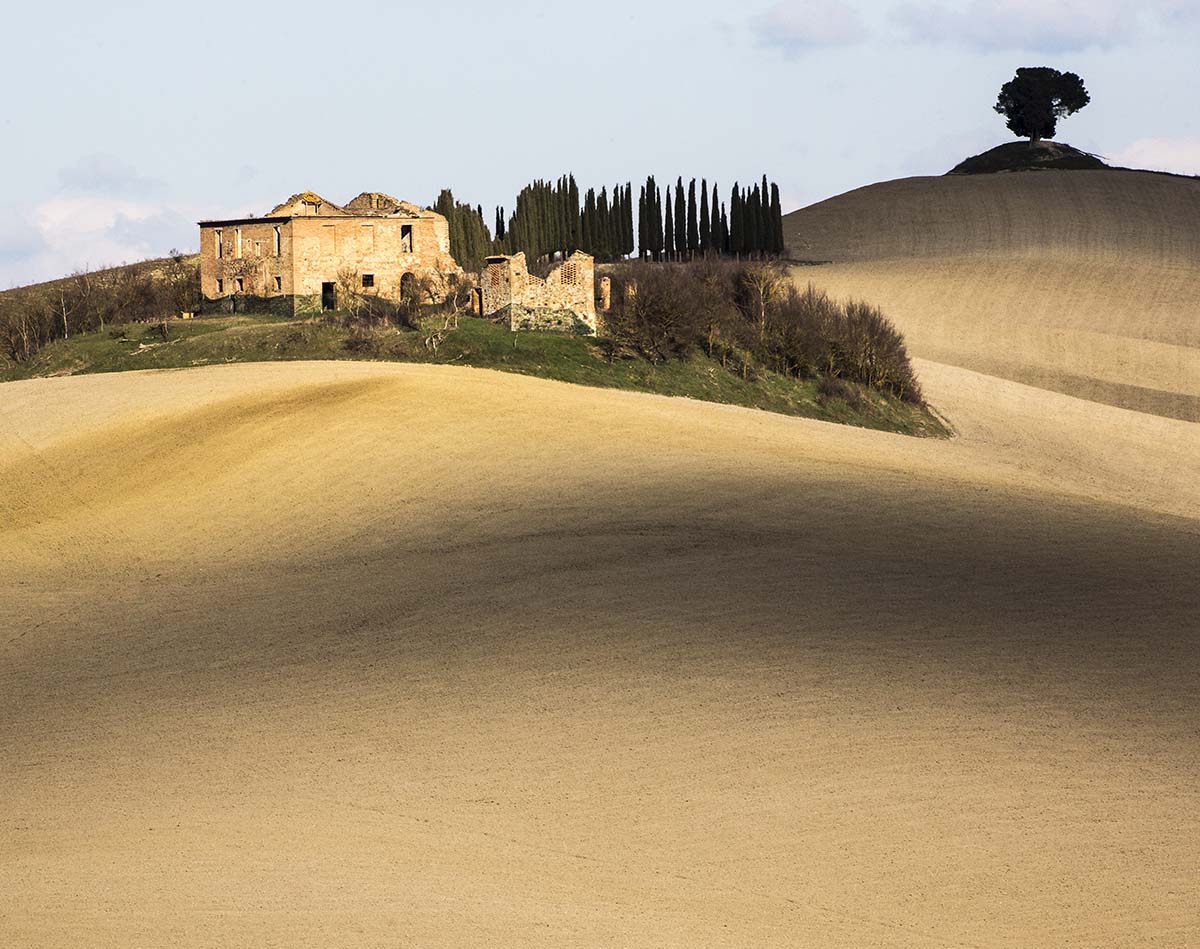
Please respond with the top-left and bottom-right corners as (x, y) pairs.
(892, 0), (1190, 51)
(1108, 138), (1200, 176)
(753, 0), (869, 55)
(57, 153), (163, 197)
(0, 186), (282, 287)
(0, 196), (200, 287)
(31, 196), (193, 269)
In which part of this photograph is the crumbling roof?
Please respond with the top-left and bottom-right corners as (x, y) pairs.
(265, 190), (440, 220)
(343, 192), (415, 216)
(267, 191), (349, 217)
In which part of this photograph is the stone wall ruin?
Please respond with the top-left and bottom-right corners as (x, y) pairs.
(481, 251), (597, 335)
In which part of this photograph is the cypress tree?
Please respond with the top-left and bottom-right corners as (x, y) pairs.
(610, 187), (621, 260)
(664, 193), (675, 261)
(674, 178), (686, 262)
(615, 185), (624, 259)
(600, 186), (608, 258)
(614, 184), (624, 259)
(687, 179), (699, 258)
(628, 183), (636, 257)
(582, 188), (595, 254)
(770, 182), (784, 256)
(748, 184), (762, 258)
(721, 206), (730, 254)
(638, 184), (648, 259)
(568, 174), (580, 254)
(555, 177), (565, 257)
(730, 184), (743, 258)
(705, 182), (715, 251)
(699, 179), (710, 255)
(623, 184), (634, 258)
(654, 182), (665, 261)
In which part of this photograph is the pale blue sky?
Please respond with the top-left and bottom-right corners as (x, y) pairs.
(2, 0), (1197, 285)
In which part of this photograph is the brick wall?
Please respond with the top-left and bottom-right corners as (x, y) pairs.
(199, 219), (292, 301)
(288, 216), (457, 303)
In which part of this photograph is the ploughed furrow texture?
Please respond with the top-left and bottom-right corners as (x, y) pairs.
(2, 361), (1197, 946)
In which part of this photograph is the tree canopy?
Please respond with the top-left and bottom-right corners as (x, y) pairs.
(994, 67), (1090, 143)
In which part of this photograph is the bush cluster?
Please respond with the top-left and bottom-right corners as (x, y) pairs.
(602, 261), (923, 403)
(0, 253), (199, 363)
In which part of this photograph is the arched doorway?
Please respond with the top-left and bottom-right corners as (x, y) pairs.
(400, 272), (417, 301)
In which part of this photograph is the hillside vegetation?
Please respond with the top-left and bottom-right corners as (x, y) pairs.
(784, 168), (1200, 420)
(947, 140), (1108, 174)
(0, 311), (947, 437)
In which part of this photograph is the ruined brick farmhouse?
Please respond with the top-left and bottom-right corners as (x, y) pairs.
(198, 191), (460, 314)
(199, 188), (605, 334)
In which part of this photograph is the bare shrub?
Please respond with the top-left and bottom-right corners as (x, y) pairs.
(605, 263), (708, 363)
(836, 300), (923, 403)
(600, 262), (924, 403)
(0, 253), (201, 363)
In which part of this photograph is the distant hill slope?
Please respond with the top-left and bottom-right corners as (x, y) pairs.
(0, 254), (198, 298)
(784, 169), (1200, 420)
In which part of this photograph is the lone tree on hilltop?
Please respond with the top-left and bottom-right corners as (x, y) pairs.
(994, 67), (1090, 143)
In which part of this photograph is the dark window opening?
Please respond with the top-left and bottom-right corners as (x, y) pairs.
(235, 278), (244, 293)
(274, 276), (282, 292)
(321, 281), (336, 310)
(361, 273), (374, 288)
(216, 278), (224, 294)
(401, 224), (413, 253)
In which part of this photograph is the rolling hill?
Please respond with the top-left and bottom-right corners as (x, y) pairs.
(2, 163), (1199, 946)
(2, 358), (1198, 946)
(784, 168), (1200, 420)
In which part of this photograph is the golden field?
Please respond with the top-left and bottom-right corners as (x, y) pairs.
(2, 167), (1198, 946)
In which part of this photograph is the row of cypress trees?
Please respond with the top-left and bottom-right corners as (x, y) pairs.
(435, 174), (785, 271)
(638, 176), (785, 262)
(492, 176), (635, 263)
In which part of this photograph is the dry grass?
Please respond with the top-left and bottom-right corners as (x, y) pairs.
(785, 169), (1200, 419)
(2, 361), (1198, 946)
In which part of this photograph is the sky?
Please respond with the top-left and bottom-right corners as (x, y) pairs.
(1, 0), (1197, 286)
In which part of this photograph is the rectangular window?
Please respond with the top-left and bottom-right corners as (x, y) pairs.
(401, 224), (413, 253)
(361, 273), (374, 288)
(217, 278), (224, 294)
(235, 228), (243, 258)
(254, 241), (262, 257)
(215, 229), (223, 259)
(361, 224), (375, 252)
(273, 225), (281, 256)
(236, 277), (244, 293)
(274, 275), (282, 292)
